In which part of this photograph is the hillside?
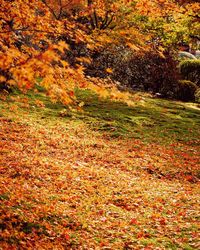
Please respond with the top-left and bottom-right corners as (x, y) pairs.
(0, 90), (200, 249)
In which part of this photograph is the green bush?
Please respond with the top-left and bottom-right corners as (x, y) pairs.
(179, 60), (200, 86)
(176, 80), (197, 102)
(195, 88), (200, 103)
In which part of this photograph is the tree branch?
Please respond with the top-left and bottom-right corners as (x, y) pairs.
(41, 0), (59, 20)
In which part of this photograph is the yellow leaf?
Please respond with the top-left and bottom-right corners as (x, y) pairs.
(158, 51), (166, 59)
(35, 100), (45, 108)
(78, 101), (85, 107)
(0, 76), (6, 82)
(106, 68), (113, 74)
(126, 42), (140, 51)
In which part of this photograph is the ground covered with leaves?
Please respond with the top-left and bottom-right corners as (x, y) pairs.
(0, 91), (200, 249)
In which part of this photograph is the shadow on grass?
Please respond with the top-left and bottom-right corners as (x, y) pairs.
(72, 90), (200, 144)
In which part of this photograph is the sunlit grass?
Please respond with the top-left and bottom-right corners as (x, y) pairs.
(1, 88), (199, 144)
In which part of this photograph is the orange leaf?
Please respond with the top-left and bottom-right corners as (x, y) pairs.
(130, 218), (138, 225)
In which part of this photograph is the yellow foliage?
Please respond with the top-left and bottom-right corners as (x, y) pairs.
(0, 76), (6, 82)
(106, 68), (113, 74)
(126, 42), (140, 51)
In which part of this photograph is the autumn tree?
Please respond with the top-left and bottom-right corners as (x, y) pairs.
(0, 0), (137, 104)
(1, 0), (199, 104)
(134, 0), (200, 49)
(0, 0), (94, 104)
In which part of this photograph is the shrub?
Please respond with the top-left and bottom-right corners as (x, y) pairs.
(195, 88), (200, 103)
(112, 50), (180, 97)
(85, 47), (183, 99)
(179, 60), (200, 86)
(85, 45), (132, 78)
(175, 80), (197, 102)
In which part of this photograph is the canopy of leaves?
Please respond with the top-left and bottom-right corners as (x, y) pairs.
(0, 0), (199, 103)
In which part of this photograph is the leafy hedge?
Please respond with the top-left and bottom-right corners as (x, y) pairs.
(175, 80), (197, 102)
(179, 60), (200, 86)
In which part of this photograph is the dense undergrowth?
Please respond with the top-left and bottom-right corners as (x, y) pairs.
(0, 90), (200, 249)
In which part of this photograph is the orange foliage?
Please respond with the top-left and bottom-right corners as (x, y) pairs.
(0, 0), (199, 104)
(43, 0), (85, 19)
(0, 0), (89, 104)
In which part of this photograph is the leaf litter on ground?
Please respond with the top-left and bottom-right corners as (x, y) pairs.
(0, 90), (200, 249)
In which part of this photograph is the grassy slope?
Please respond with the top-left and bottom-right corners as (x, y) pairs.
(0, 89), (200, 249)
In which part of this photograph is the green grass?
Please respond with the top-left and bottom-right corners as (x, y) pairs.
(76, 90), (200, 143)
(0, 88), (200, 145)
